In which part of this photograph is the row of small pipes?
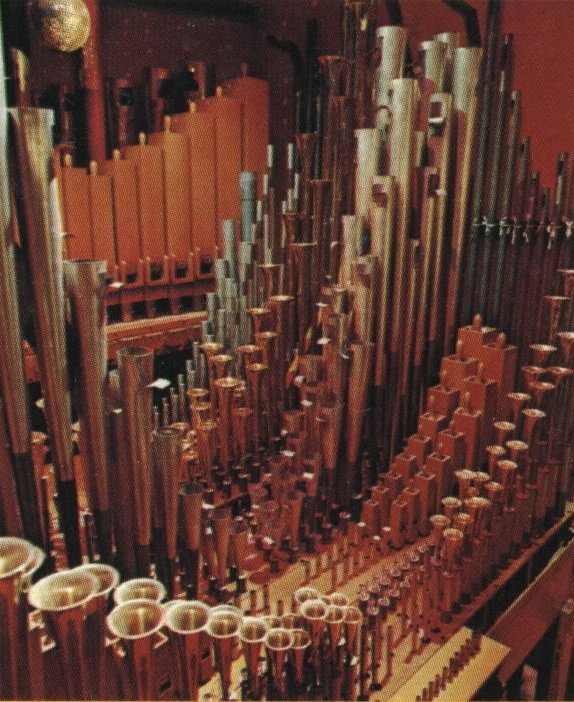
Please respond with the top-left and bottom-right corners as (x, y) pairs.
(1, 536), (369, 701)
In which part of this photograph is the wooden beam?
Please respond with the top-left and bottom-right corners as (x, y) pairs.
(100, 0), (261, 23)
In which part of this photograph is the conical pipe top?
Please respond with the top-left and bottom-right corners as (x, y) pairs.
(300, 598), (327, 653)
(239, 616), (269, 693)
(290, 627), (311, 684)
(165, 600), (210, 701)
(344, 605), (362, 658)
(207, 610), (242, 701)
(324, 604), (345, 651)
(107, 599), (165, 700)
(265, 627), (293, 695)
(114, 578), (166, 605)
(212, 506), (233, 586)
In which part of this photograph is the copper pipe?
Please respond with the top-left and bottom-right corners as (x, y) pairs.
(73, 563), (119, 699)
(265, 627), (293, 697)
(301, 598), (327, 671)
(29, 569), (99, 699)
(290, 627), (311, 686)
(291, 241), (317, 352)
(107, 599), (166, 701)
(246, 362), (269, 446)
(215, 377), (241, 468)
(117, 347), (154, 575)
(165, 600), (210, 701)
(0, 538), (43, 698)
(239, 616), (268, 697)
(207, 610), (242, 701)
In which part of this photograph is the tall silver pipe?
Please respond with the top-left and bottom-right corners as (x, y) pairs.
(354, 129), (383, 223)
(9, 108), (79, 565)
(117, 347), (154, 575)
(64, 259), (112, 562)
(240, 171), (257, 243)
(373, 26), (407, 135)
(0, 21), (42, 547)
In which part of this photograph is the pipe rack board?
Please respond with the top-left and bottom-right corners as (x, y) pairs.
(222, 72), (269, 198)
(59, 162), (93, 259)
(197, 93), (242, 235)
(195, 506), (574, 701)
(170, 110), (217, 275)
(102, 155), (142, 274)
(87, 167), (116, 275)
(148, 128), (193, 266)
(388, 627), (510, 702)
(121, 139), (168, 270)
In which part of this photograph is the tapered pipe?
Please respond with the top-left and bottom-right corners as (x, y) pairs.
(166, 600), (210, 701)
(212, 506), (232, 586)
(29, 569), (99, 699)
(239, 616), (269, 697)
(178, 482), (203, 598)
(151, 427), (182, 596)
(64, 259), (112, 562)
(107, 599), (165, 701)
(114, 578), (166, 605)
(9, 108), (79, 565)
(266, 627), (293, 696)
(0, 538), (42, 699)
(207, 610), (242, 701)
(73, 563), (119, 699)
(444, 47), (482, 352)
(117, 347), (154, 576)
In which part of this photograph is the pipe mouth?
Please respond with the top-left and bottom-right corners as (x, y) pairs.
(166, 600), (210, 635)
(325, 605), (345, 624)
(294, 587), (320, 607)
(344, 606), (363, 625)
(107, 599), (164, 639)
(29, 570), (98, 612)
(207, 611), (241, 638)
(328, 591), (350, 607)
(265, 627), (293, 651)
(281, 613), (305, 630)
(291, 628), (311, 649)
(522, 408), (546, 419)
(22, 546), (46, 579)
(73, 564), (120, 598)
(0, 538), (38, 580)
(506, 440), (528, 451)
(301, 599), (327, 620)
(114, 578), (166, 605)
(262, 615), (282, 629)
(239, 616), (268, 643)
(508, 392), (531, 402)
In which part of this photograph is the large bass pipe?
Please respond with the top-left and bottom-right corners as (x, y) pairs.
(444, 46), (482, 353)
(117, 347), (154, 576)
(373, 26), (407, 137)
(476, 34), (513, 319)
(460, 0), (502, 326)
(0, 19), (42, 547)
(9, 108), (80, 566)
(64, 259), (112, 562)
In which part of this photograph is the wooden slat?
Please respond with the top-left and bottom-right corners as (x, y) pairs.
(103, 152), (142, 273)
(171, 109), (217, 274)
(59, 157), (93, 259)
(197, 91), (242, 238)
(87, 162), (116, 274)
(489, 536), (574, 685)
(122, 137), (167, 263)
(148, 124), (192, 264)
(222, 67), (269, 198)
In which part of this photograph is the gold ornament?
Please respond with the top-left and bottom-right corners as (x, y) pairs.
(28, 0), (91, 53)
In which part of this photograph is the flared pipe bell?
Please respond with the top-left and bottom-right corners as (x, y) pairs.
(107, 599), (165, 701)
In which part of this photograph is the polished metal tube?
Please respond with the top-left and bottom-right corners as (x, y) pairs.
(354, 128), (383, 222)
(64, 259), (112, 561)
(373, 26), (407, 135)
(117, 347), (154, 575)
(9, 107), (79, 564)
